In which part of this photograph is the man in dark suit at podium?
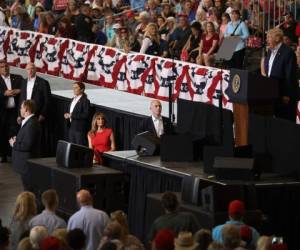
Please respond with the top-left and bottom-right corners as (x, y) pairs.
(9, 100), (41, 191)
(139, 100), (171, 137)
(264, 28), (298, 121)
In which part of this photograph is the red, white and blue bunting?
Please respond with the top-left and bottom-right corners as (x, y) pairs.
(0, 27), (232, 111)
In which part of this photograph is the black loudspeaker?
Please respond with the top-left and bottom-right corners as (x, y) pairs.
(161, 134), (201, 162)
(131, 131), (160, 156)
(203, 145), (234, 174)
(201, 184), (245, 212)
(213, 157), (260, 180)
(56, 140), (93, 168)
(181, 176), (211, 205)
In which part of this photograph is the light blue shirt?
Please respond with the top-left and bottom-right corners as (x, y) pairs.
(224, 21), (249, 51)
(212, 220), (260, 249)
(29, 210), (66, 234)
(67, 205), (109, 250)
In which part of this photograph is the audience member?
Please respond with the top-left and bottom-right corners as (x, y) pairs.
(148, 192), (200, 243)
(0, 0), (8, 27)
(29, 226), (48, 249)
(67, 228), (86, 250)
(51, 228), (69, 250)
(56, 16), (76, 39)
(27, 0), (37, 20)
(97, 221), (123, 249)
(17, 237), (34, 250)
(174, 231), (198, 250)
(221, 224), (245, 250)
(44, 12), (57, 35)
(40, 236), (61, 250)
(139, 99), (171, 138)
(10, 100), (41, 191)
(32, 2), (44, 31)
(196, 21), (219, 66)
(140, 23), (161, 56)
(171, 14), (191, 59)
(99, 240), (123, 250)
(183, 21), (202, 63)
(64, 82), (90, 146)
(207, 241), (224, 250)
(224, 9), (249, 69)
(0, 60), (22, 163)
(212, 200), (259, 249)
(161, 0), (175, 20)
(75, 4), (94, 42)
(110, 210), (143, 249)
(10, 192), (37, 250)
(219, 13), (230, 44)
(153, 229), (175, 250)
(279, 12), (298, 44)
(67, 189), (110, 250)
(0, 221), (10, 250)
(29, 189), (66, 234)
(256, 236), (272, 250)
(194, 229), (212, 250)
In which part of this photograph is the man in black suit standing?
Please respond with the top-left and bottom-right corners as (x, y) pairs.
(18, 62), (51, 156)
(18, 62), (51, 123)
(0, 60), (23, 163)
(139, 99), (171, 137)
(264, 28), (298, 121)
(9, 100), (41, 191)
(64, 82), (90, 145)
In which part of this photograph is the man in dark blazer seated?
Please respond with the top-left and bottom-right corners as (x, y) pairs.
(264, 28), (298, 121)
(0, 60), (23, 163)
(64, 82), (90, 145)
(18, 63), (51, 122)
(9, 100), (41, 191)
(139, 99), (171, 137)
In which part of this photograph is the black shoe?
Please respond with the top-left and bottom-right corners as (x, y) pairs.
(0, 156), (7, 163)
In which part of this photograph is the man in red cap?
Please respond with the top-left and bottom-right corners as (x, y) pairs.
(212, 200), (260, 249)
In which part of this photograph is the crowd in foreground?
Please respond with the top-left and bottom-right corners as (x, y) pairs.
(0, 190), (289, 250)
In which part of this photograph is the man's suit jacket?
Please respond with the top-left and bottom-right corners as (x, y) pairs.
(12, 116), (41, 174)
(0, 74), (23, 114)
(67, 94), (90, 131)
(265, 43), (298, 101)
(19, 76), (51, 118)
(139, 116), (171, 137)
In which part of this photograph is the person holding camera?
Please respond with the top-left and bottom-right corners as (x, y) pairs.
(223, 9), (249, 69)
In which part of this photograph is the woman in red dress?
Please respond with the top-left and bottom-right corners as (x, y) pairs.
(196, 21), (219, 66)
(87, 112), (116, 164)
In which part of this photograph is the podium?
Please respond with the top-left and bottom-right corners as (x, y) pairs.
(227, 69), (279, 146)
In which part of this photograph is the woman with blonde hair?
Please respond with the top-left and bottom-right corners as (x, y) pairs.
(10, 192), (37, 250)
(110, 210), (144, 249)
(52, 228), (69, 250)
(17, 237), (34, 250)
(87, 112), (116, 164)
(29, 226), (48, 249)
(140, 23), (161, 56)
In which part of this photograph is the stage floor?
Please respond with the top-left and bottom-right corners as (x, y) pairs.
(11, 66), (177, 119)
(0, 163), (23, 226)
